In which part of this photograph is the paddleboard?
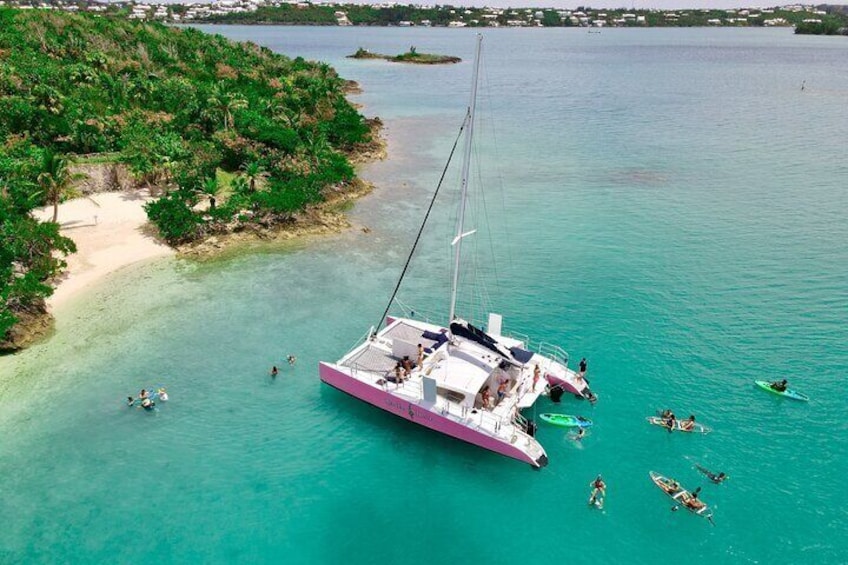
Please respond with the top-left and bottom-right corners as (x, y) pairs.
(754, 380), (809, 402)
(646, 416), (711, 434)
(540, 413), (593, 428)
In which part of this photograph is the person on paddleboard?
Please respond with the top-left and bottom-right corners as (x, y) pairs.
(770, 379), (788, 392)
(684, 487), (705, 510)
(664, 413), (676, 432)
(589, 475), (606, 508)
(680, 415), (696, 431)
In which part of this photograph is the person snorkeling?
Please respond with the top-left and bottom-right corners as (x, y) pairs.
(696, 464), (728, 484)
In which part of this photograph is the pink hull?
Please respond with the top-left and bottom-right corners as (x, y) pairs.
(319, 362), (547, 468)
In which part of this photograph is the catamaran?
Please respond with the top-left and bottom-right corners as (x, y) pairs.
(319, 36), (595, 468)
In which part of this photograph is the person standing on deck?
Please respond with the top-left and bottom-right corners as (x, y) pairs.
(578, 358), (587, 377)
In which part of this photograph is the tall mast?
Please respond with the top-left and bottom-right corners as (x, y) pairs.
(449, 33), (482, 323)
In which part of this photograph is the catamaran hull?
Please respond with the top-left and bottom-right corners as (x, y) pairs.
(319, 362), (548, 468)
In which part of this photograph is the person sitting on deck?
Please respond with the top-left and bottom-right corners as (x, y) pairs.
(393, 363), (404, 384)
(496, 379), (508, 403)
(680, 415), (696, 431)
(770, 379), (788, 392)
(401, 356), (413, 376)
(481, 386), (492, 409)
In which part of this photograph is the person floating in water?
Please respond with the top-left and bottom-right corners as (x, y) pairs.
(770, 379), (788, 392)
(141, 397), (155, 411)
(575, 427), (586, 441)
(696, 464), (728, 484)
(157, 387), (169, 401)
(271, 366), (279, 377)
(139, 389), (149, 400)
(588, 475), (606, 509)
(126, 396), (135, 407)
(286, 355), (297, 366)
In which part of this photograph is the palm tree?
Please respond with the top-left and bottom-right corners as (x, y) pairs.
(226, 94), (248, 130)
(206, 85), (248, 131)
(197, 177), (218, 211)
(239, 161), (268, 192)
(37, 152), (80, 223)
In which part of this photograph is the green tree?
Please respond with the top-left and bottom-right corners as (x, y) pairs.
(36, 151), (80, 223)
(239, 161), (268, 192)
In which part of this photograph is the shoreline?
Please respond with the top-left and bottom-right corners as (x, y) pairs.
(3, 117), (386, 351)
(32, 189), (175, 311)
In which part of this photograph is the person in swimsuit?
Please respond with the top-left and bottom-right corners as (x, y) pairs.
(533, 364), (541, 392)
(589, 475), (606, 508)
(578, 358), (587, 376)
(685, 487), (706, 510)
(481, 386), (492, 409)
(496, 379), (507, 402)
(271, 366), (279, 377)
(680, 415), (696, 431)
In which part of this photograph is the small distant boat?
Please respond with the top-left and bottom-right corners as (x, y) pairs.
(754, 380), (809, 402)
(646, 416), (711, 434)
(539, 413), (593, 428)
(649, 471), (714, 522)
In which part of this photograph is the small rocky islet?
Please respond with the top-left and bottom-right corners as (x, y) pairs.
(348, 46), (461, 65)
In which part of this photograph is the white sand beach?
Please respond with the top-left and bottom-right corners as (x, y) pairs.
(33, 189), (174, 309)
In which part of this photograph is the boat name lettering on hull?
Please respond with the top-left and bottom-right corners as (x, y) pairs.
(384, 398), (433, 423)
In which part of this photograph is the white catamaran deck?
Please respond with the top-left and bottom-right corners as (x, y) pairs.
(337, 317), (552, 447)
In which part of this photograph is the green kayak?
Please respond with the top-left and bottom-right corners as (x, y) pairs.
(754, 380), (809, 402)
(539, 413), (593, 428)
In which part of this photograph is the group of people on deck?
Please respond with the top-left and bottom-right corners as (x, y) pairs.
(391, 344), (426, 385)
(480, 375), (513, 409)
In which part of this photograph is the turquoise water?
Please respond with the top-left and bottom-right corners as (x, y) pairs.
(2, 27), (847, 563)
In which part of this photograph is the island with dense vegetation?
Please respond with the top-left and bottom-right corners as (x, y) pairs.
(348, 46), (461, 65)
(0, 8), (377, 351)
